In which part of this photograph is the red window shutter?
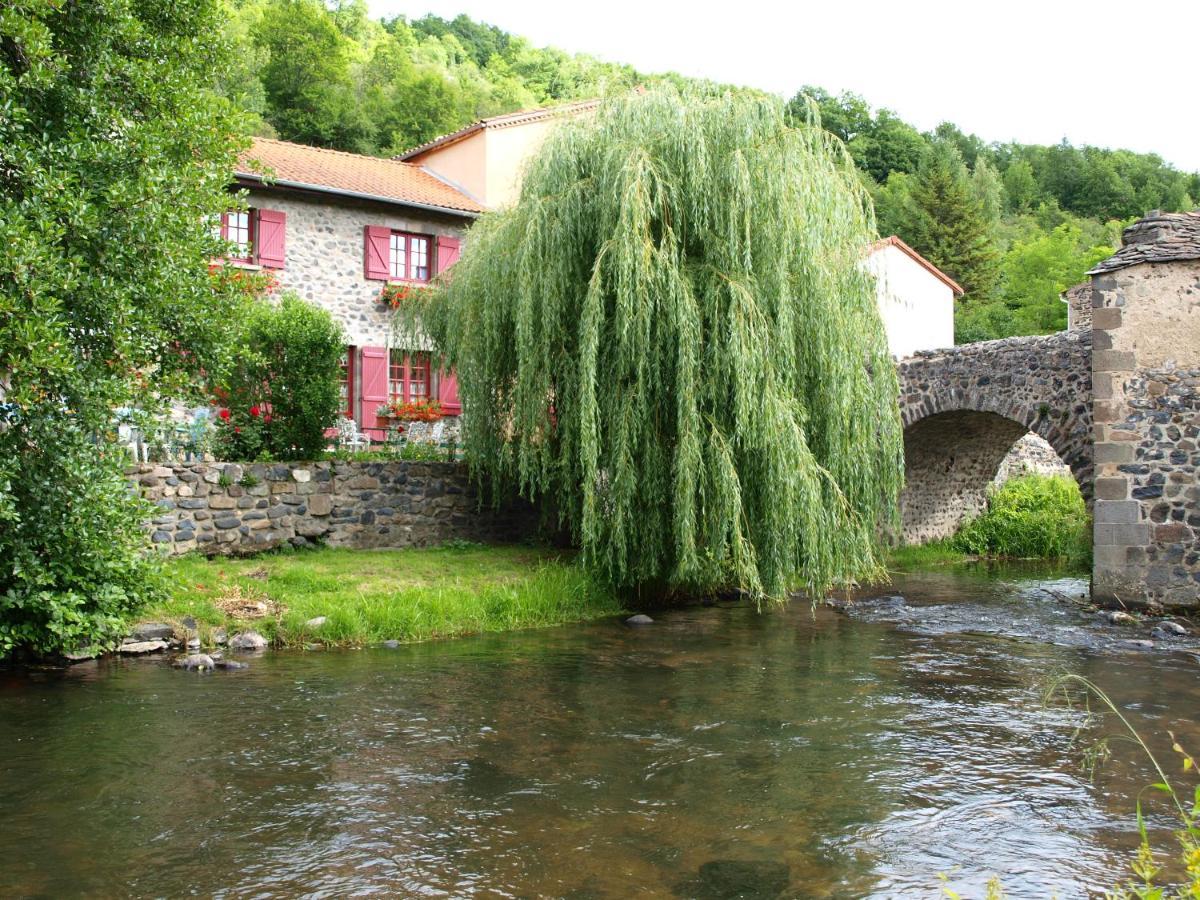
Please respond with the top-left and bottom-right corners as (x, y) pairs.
(360, 346), (390, 438)
(437, 367), (461, 416)
(255, 209), (286, 269)
(364, 226), (391, 280)
(435, 235), (462, 275)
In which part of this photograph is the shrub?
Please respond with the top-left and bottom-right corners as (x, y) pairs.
(0, 412), (163, 657)
(952, 474), (1089, 560)
(212, 294), (345, 460)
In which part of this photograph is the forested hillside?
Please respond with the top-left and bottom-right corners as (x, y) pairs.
(222, 0), (1200, 342)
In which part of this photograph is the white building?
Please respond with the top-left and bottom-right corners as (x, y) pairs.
(866, 236), (962, 358)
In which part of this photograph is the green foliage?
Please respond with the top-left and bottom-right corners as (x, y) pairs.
(402, 89), (903, 600)
(952, 474), (1089, 560)
(0, 0), (245, 657)
(212, 294), (345, 460)
(908, 142), (1003, 318)
(0, 415), (163, 657)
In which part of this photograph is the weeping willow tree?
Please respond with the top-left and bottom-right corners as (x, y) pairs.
(403, 88), (903, 600)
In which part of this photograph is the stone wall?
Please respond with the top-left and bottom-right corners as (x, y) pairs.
(1089, 223), (1200, 609)
(246, 188), (468, 348)
(896, 330), (1093, 542)
(132, 460), (532, 556)
(994, 433), (1072, 484)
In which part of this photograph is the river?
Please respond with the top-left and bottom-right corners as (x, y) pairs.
(1, 564), (1197, 898)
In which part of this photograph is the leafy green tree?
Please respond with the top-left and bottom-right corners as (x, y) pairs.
(252, 0), (376, 151)
(971, 158), (1005, 230)
(0, 0), (246, 656)
(401, 90), (903, 600)
(905, 142), (1002, 333)
(1002, 159), (1038, 213)
(212, 294), (345, 460)
(1000, 223), (1113, 333)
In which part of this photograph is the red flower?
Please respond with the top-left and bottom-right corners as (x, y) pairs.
(218, 408), (230, 421)
(249, 405), (261, 417)
(234, 426), (241, 434)
(263, 413), (272, 423)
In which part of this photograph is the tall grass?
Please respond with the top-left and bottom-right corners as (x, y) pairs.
(952, 474), (1090, 562)
(149, 545), (626, 648)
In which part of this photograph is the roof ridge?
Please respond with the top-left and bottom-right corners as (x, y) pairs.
(247, 136), (424, 170)
(397, 97), (599, 161)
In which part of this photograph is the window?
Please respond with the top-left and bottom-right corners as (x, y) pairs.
(220, 210), (253, 260)
(388, 352), (431, 404)
(388, 232), (431, 282)
(338, 347), (355, 418)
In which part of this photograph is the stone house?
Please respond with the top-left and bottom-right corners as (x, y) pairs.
(218, 105), (964, 450)
(223, 137), (483, 440)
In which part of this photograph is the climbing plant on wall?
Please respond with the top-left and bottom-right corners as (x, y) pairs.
(400, 88), (904, 600)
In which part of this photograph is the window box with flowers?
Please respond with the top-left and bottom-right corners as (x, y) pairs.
(374, 398), (445, 424)
(379, 281), (434, 309)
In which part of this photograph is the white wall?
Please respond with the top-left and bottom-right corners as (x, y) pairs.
(866, 243), (956, 358)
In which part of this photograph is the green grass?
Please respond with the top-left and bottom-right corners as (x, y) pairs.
(146, 544), (626, 649)
(885, 539), (970, 572)
(953, 474), (1091, 563)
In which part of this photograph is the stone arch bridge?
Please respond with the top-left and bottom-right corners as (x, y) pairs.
(892, 210), (1200, 612)
(896, 331), (1093, 543)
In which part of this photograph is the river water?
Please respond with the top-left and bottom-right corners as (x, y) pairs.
(1, 564), (1198, 899)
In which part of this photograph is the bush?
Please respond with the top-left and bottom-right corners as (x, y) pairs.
(0, 412), (163, 657)
(952, 474), (1089, 560)
(212, 294), (345, 460)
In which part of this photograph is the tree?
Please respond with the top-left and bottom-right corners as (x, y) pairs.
(212, 294), (346, 460)
(905, 142), (1002, 333)
(0, 0), (246, 656)
(401, 90), (904, 600)
(999, 223), (1113, 334)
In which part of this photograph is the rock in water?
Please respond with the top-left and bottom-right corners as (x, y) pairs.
(1104, 610), (1136, 626)
(173, 654), (215, 671)
(381, 640), (401, 649)
(214, 659), (249, 670)
(228, 631), (268, 652)
(1152, 620), (1188, 637)
(625, 614), (654, 626)
(128, 623), (173, 642)
(120, 640), (168, 655)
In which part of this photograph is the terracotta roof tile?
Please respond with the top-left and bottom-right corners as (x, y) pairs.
(237, 137), (482, 215)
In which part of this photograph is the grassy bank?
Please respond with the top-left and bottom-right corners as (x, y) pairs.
(147, 544), (626, 648)
(886, 474), (1092, 575)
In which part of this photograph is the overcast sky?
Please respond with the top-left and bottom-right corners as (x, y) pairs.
(366, 0), (1200, 173)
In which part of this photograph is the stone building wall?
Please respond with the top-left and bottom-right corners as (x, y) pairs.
(242, 188), (469, 348)
(1089, 216), (1200, 610)
(132, 460), (533, 556)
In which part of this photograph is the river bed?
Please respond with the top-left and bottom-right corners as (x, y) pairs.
(1, 563), (1197, 898)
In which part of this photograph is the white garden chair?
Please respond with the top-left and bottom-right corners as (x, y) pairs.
(337, 416), (370, 451)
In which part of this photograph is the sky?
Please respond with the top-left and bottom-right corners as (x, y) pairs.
(366, 0), (1200, 173)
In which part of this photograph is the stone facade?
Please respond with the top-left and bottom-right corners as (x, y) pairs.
(1089, 214), (1200, 610)
(993, 432), (1072, 484)
(1065, 282), (1092, 331)
(244, 188), (468, 348)
(896, 330), (1093, 543)
(132, 460), (532, 556)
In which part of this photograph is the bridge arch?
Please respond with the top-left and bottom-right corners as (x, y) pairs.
(896, 331), (1093, 543)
